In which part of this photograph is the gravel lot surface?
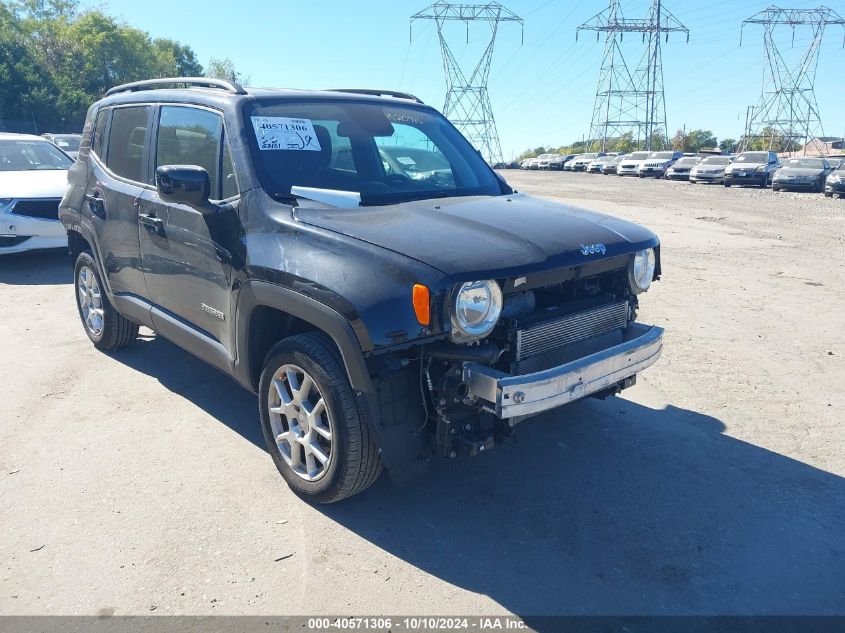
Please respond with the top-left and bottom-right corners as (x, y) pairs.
(1, 171), (843, 616)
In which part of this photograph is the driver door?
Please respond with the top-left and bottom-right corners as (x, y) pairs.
(138, 105), (241, 364)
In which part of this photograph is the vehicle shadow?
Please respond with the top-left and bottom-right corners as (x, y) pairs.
(0, 249), (72, 285)
(320, 397), (845, 617)
(110, 333), (264, 448)
(106, 333), (845, 617)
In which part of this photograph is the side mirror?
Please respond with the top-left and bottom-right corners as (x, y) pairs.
(155, 165), (211, 212)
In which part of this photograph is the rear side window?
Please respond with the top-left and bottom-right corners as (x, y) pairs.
(92, 109), (109, 158)
(157, 106), (235, 200)
(106, 106), (151, 182)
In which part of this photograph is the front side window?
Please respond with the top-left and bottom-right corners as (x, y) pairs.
(0, 139), (73, 171)
(245, 100), (503, 206)
(156, 106), (233, 199)
(106, 106), (151, 182)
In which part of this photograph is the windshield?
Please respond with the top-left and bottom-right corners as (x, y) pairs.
(785, 158), (825, 169)
(675, 157), (700, 166)
(626, 152), (649, 161)
(0, 139), (73, 171)
(52, 136), (81, 151)
(246, 100), (503, 206)
(736, 152), (769, 163)
(700, 156), (730, 165)
(579, 153), (598, 160)
(648, 152), (675, 159)
(610, 155), (626, 163)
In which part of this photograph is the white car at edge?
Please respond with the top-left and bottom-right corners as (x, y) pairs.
(0, 133), (71, 255)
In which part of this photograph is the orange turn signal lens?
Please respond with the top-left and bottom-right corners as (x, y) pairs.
(412, 284), (431, 326)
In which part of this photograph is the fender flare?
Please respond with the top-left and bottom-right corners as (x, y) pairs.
(234, 280), (374, 394)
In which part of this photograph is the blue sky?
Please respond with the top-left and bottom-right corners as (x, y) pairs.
(100, 0), (845, 159)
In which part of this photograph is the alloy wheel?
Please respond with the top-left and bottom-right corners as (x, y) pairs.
(267, 364), (334, 481)
(77, 265), (104, 337)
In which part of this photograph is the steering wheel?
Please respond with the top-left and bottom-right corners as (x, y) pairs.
(384, 173), (412, 187)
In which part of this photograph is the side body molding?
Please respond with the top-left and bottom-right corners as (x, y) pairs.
(233, 280), (374, 394)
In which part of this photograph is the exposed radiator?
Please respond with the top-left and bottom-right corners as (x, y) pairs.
(513, 300), (629, 374)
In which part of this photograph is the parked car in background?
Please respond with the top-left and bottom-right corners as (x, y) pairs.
(0, 133), (72, 254)
(529, 153), (556, 170)
(664, 156), (701, 181)
(519, 158), (533, 169)
(571, 152), (606, 172)
(537, 154), (558, 170)
(617, 151), (650, 177)
(42, 133), (82, 160)
(689, 155), (732, 184)
(548, 153), (574, 171)
(639, 151), (683, 178)
(772, 157), (834, 193)
(825, 160), (845, 198)
(724, 151), (780, 188)
(586, 156), (615, 174)
(602, 154), (627, 175)
(562, 156), (578, 171)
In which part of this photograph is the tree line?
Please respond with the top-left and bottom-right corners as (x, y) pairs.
(0, 0), (245, 134)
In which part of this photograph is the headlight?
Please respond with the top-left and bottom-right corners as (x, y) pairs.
(629, 249), (656, 294)
(450, 280), (503, 341)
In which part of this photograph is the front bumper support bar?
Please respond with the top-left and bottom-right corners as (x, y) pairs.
(464, 323), (664, 419)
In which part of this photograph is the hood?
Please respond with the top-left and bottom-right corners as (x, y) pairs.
(0, 170), (68, 199)
(295, 194), (658, 278)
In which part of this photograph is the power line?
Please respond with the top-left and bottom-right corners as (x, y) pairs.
(577, 0), (689, 152)
(739, 5), (845, 155)
(411, 2), (523, 165)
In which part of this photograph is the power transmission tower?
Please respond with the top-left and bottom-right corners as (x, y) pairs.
(740, 6), (845, 156)
(578, 0), (688, 152)
(411, 2), (523, 165)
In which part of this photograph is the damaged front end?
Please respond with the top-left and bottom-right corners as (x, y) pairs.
(368, 251), (664, 467)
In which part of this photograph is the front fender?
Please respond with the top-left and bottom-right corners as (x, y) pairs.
(233, 280), (373, 393)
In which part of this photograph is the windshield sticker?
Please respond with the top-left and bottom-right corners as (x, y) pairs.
(396, 156), (417, 166)
(251, 116), (322, 151)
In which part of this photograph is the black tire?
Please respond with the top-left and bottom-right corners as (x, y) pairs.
(724, 182), (731, 188)
(258, 332), (382, 503)
(825, 191), (833, 198)
(73, 251), (138, 351)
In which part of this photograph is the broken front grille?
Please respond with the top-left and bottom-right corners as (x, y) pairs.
(11, 199), (61, 220)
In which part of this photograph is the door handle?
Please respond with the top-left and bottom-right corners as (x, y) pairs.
(138, 213), (166, 236)
(84, 191), (105, 218)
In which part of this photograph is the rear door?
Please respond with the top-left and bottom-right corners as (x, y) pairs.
(85, 104), (153, 298)
(138, 104), (241, 359)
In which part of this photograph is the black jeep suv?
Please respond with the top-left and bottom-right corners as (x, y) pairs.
(60, 77), (664, 502)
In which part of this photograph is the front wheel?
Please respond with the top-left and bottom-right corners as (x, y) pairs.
(258, 333), (382, 503)
(74, 251), (138, 350)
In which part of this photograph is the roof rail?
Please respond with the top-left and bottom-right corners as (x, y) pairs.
(326, 88), (424, 104)
(105, 77), (246, 97)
